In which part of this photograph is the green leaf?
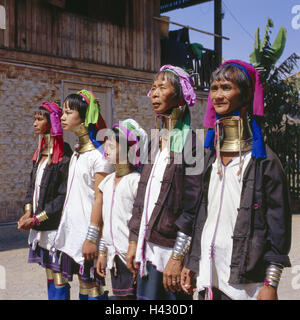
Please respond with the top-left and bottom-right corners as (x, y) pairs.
(271, 26), (287, 64)
(249, 28), (261, 65)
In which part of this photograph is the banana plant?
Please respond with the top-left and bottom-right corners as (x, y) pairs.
(249, 19), (300, 200)
(250, 18), (287, 77)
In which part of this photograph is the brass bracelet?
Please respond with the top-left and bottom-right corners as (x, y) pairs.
(24, 203), (33, 213)
(86, 239), (97, 245)
(36, 210), (48, 223)
(171, 253), (184, 261)
(99, 251), (107, 257)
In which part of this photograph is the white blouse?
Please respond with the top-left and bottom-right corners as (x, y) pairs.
(135, 147), (173, 276)
(99, 172), (140, 269)
(197, 151), (264, 300)
(53, 148), (114, 265)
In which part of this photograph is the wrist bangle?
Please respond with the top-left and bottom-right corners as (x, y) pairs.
(171, 253), (184, 261)
(86, 225), (100, 244)
(99, 251), (107, 257)
(36, 211), (48, 223)
(264, 279), (278, 288)
(98, 238), (107, 252)
(265, 262), (284, 288)
(173, 231), (191, 257)
(24, 203), (33, 213)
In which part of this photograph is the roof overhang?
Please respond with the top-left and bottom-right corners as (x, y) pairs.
(160, 0), (213, 13)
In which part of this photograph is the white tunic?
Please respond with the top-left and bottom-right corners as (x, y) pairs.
(135, 147), (173, 274)
(53, 148), (114, 265)
(196, 151), (264, 300)
(28, 159), (57, 251)
(99, 172), (140, 269)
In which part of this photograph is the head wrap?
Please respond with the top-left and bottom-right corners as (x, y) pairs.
(203, 59), (266, 159)
(112, 119), (148, 168)
(77, 89), (107, 149)
(147, 64), (197, 107)
(32, 101), (64, 164)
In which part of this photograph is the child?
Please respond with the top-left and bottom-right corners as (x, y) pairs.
(96, 119), (148, 300)
(52, 90), (114, 300)
(18, 101), (72, 300)
(181, 60), (291, 300)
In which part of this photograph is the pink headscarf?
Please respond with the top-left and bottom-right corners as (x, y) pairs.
(203, 59), (264, 128)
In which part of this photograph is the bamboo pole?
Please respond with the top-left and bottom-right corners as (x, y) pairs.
(153, 16), (230, 40)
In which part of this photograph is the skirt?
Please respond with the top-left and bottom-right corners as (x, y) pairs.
(110, 255), (136, 297)
(58, 251), (105, 286)
(28, 244), (61, 272)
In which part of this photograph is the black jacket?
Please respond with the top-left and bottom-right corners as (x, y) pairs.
(185, 145), (292, 284)
(24, 143), (72, 231)
(128, 130), (202, 248)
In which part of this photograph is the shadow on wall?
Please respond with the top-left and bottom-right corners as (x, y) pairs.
(0, 224), (29, 251)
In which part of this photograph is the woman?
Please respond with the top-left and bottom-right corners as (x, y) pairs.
(18, 101), (72, 300)
(181, 60), (291, 300)
(52, 90), (114, 300)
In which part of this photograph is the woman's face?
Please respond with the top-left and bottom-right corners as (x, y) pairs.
(210, 79), (243, 115)
(61, 101), (83, 132)
(150, 74), (179, 114)
(33, 113), (50, 135)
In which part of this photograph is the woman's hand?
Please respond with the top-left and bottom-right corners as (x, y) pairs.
(181, 266), (196, 295)
(163, 257), (183, 292)
(82, 240), (98, 261)
(17, 212), (32, 230)
(18, 217), (34, 230)
(96, 253), (107, 278)
(257, 284), (278, 300)
(126, 241), (138, 278)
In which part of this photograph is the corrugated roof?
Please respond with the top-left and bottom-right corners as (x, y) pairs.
(160, 0), (212, 13)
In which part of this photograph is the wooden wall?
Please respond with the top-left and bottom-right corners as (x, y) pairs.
(0, 0), (161, 72)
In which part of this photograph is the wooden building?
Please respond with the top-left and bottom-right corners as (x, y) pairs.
(0, 0), (222, 223)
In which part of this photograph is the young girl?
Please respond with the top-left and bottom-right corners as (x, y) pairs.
(52, 90), (114, 300)
(96, 119), (148, 300)
(18, 101), (72, 300)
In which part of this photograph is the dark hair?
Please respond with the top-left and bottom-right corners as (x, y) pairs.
(34, 107), (51, 125)
(154, 70), (183, 102)
(63, 93), (88, 121)
(104, 127), (138, 171)
(210, 64), (253, 106)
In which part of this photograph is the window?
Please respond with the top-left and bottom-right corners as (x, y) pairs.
(0, 5), (5, 30)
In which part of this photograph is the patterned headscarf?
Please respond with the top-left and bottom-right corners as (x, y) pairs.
(77, 89), (107, 149)
(32, 101), (64, 164)
(147, 64), (197, 107)
(112, 119), (148, 168)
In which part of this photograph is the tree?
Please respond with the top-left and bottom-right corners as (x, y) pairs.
(249, 18), (300, 199)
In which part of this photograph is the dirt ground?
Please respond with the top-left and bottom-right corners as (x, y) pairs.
(0, 215), (300, 300)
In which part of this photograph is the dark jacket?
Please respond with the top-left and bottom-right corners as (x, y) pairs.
(128, 130), (202, 248)
(24, 143), (73, 231)
(185, 145), (292, 284)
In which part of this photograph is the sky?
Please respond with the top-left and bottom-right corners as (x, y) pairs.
(166, 0), (300, 73)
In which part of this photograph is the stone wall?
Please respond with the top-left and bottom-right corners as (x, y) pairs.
(0, 58), (207, 223)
